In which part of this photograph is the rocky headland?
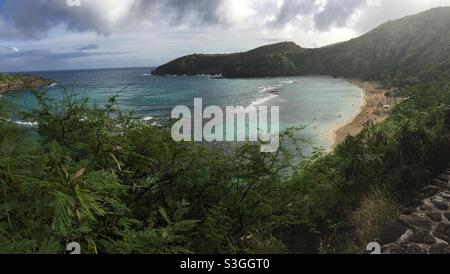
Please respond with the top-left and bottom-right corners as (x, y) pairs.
(0, 74), (52, 94)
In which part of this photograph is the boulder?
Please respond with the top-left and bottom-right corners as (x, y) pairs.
(419, 199), (434, 211)
(431, 196), (449, 211)
(444, 212), (450, 221)
(434, 223), (450, 243)
(430, 243), (450, 254)
(383, 242), (428, 254)
(407, 231), (436, 245)
(399, 214), (432, 231)
(427, 212), (442, 222)
(420, 185), (444, 198)
(379, 222), (407, 245)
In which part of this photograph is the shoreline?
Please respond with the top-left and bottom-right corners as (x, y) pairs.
(0, 75), (52, 95)
(331, 80), (401, 146)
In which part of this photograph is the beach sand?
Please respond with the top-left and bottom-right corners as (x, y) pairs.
(331, 80), (402, 146)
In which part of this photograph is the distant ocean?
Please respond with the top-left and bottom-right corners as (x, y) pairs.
(3, 67), (363, 153)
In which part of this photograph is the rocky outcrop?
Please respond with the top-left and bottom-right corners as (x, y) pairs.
(382, 169), (450, 254)
(0, 75), (52, 94)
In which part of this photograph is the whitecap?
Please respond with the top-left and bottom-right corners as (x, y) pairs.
(258, 86), (277, 93)
(279, 80), (294, 85)
(251, 94), (278, 106)
(142, 116), (155, 122)
(14, 120), (38, 127)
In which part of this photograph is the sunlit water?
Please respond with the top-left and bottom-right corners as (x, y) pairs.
(3, 68), (363, 153)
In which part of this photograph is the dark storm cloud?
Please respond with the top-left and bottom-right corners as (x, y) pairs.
(0, 0), (226, 40)
(0, 0), (370, 40)
(1, 0), (109, 39)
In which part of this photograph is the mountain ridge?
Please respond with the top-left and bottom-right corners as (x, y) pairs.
(152, 7), (450, 82)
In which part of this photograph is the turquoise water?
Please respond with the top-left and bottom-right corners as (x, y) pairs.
(3, 68), (363, 152)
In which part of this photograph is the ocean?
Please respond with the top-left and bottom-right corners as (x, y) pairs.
(3, 67), (363, 153)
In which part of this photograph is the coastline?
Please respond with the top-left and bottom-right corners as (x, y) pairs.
(331, 80), (401, 146)
(0, 75), (52, 95)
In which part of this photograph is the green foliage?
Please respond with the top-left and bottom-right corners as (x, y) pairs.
(0, 91), (297, 254)
(0, 81), (449, 254)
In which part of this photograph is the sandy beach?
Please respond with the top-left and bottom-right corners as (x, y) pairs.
(331, 80), (402, 146)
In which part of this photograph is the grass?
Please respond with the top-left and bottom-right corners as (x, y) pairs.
(351, 188), (401, 246)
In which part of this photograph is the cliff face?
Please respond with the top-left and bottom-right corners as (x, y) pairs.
(0, 74), (52, 94)
(153, 7), (450, 81)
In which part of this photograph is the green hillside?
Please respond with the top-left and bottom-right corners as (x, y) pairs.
(153, 7), (450, 82)
(0, 73), (52, 94)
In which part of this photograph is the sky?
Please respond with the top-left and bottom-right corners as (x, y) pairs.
(0, 0), (449, 72)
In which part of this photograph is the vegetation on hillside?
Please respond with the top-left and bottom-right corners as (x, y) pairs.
(0, 80), (449, 254)
(0, 73), (52, 94)
(153, 7), (450, 82)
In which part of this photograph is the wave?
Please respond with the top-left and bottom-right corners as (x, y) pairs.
(279, 80), (294, 85)
(48, 83), (58, 88)
(251, 94), (279, 106)
(14, 120), (38, 127)
(258, 86), (278, 93)
(140, 73), (152, 77)
(142, 116), (155, 122)
(141, 116), (161, 126)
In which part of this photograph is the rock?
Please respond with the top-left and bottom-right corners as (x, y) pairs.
(379, 222), (407, 245)
(0, 75), (52, 94)
(420, 185), (444, 198)
(434, 223), (450, 243)
(427, 212), (442, 222)
(402, 207), (417, 215)
(430, 179), (450, 189)
(399, 214), (432, 231)
(430, 243), (450, 254)
(383, 242), (428, 254)
(444, 213), (450, 221)
(419, 199), (434, 211)
(431, 196), (449, 211)
(437, 174), (450, 183)
(383, 170), (450, 254)
(407, 231), (436, 245)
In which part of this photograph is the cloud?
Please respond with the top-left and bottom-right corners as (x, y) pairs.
(0, 0), (228, 40)
(0, 47), (126, 63)
(134, 0), (224, 25)
(273, 0), (317, 27)
(0, 0), (378, 40)
(313, 0), (366, 31)
(76, 44), (99, 51)
(0, 46), (19, 54)
(7, 46), (19, 52)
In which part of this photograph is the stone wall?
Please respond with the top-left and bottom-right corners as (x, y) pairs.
(382, 169), (450, 254)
